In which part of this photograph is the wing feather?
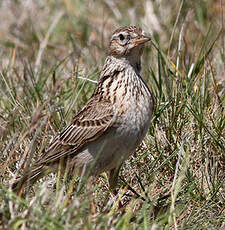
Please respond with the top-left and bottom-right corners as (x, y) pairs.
(36, 95), (114, 165)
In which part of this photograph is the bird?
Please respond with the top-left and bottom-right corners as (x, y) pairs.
(12, 25), (155, 195)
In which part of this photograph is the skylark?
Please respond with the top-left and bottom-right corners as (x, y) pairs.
(13, 26), (155, 195)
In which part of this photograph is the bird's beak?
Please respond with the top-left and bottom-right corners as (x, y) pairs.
(132, 35), (151, 46)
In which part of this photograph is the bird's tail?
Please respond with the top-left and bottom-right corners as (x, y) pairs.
(12, 165), (52, 196)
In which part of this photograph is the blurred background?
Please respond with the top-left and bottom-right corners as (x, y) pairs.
(0, 0), (223, 77)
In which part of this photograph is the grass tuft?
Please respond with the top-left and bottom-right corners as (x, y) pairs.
(0, 1), (224, 229)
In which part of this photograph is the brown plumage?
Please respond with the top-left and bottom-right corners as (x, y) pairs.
(12, 26), (154, 195)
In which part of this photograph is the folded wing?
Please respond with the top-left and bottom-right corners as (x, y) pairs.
(36, 96), (114, 165)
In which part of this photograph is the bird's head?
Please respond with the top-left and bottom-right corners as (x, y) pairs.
(109, 26), (150, 58)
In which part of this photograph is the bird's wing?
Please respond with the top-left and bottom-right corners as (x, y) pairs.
(36, 95), (114, 165)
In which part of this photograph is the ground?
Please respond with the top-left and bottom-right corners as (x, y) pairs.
(0, 1), (224, 229)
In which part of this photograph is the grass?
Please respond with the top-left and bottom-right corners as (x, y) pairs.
(0, 0), (224, 229)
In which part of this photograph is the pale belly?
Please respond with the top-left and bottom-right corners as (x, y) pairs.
(72, 100), (153, 176)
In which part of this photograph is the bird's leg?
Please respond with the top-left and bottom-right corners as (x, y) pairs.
(108, 166), (121, 191)
(108, 166), (123, 209)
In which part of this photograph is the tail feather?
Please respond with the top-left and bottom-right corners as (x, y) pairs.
(12, 165), (52, 196)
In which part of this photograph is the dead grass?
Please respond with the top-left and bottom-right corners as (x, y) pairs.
(0, 0), (224, 229)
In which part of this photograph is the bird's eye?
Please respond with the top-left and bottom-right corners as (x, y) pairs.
(119, 34), (125, 41)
